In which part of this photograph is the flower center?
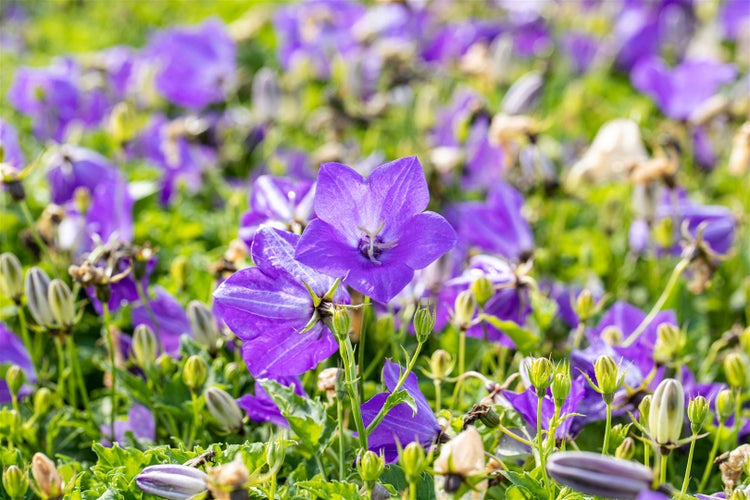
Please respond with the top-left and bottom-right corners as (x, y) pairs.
(357, 221), (398, 265)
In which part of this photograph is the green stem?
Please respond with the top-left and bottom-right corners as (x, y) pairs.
(659, 452), (668, 486)
(680, 433), (698, 497)
(17, 306), (38, 375)
(456, 328), (467, 407)
(536, 390), (544, 467)
(622, 259), (688, 347)
(54, 336), (68, 403)
(186, 392), (199, 449)
(733, 388), (743, 444)
(336, 332), (368, 451)
(102, 303), (116, 441)
(337, 395), (346, 480)
(572, 322), (586, 350)
(67, 336), (92, 421)
(357, 296), (370, 403)
(434, 379), (442, 413)
(644, 439), (650, 469)
(602, 401), (612, 455)
(698, 422), (723, 491)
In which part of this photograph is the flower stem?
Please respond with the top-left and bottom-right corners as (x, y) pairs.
(337, 395), (346, 480)
(622, 258), (688, 347)
(54, 336), (68, 404)
(680, 433), (698, 497)
(102, 303), (116, 441)
(17, 305), (38, 375)
(434, 379), (442, 413)
(659, 452), (668, 486)
(602, 401), (612, 455)
(357, 296), (370, 403)
(457, 327), (467, 404)
(337, 332), (368, 451)
(67, 336), (92, 421)
(698, 422), (724, 491)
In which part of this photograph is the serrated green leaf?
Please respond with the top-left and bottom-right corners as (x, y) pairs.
(478, 315), (539, 354)
(297, 479), (365, 499)
(500, 470), (547, 499)
(384, 389), (417, 416)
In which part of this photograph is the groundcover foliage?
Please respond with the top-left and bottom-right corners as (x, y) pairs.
(0, 1), (749, 499)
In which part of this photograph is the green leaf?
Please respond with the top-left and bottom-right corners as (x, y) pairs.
(259, 379), (335, 456)
(500, 470), (547, 500)
(297, 479), (365, 499)
(478, 315), (540, 354)
(384, 389), (417, 416)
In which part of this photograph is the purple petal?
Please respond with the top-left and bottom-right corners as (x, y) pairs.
(387, 212), (457, 270)
(369, 156), (429, 222)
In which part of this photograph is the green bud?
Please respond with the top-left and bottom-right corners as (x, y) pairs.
(478, 405), (501, 428)
(615, 437), (635, 461)
(528, 357), (553, 393)
(600, 326), (623, 345)
(638, 395), (652, 428)
(170, 255), (189, 289)
(649, 378), (685, 449)
(109, 101), (140, 144)
(34, 387), (54, 415)
(266, 439), (285, 471)
(400, 442), (426, 484)
(3, 465), (29, 499)
(25, 267), (55, 328)
(187, 301), (221, 352)
(224, 362), (243, 383)
(132, 324), (158, 366)
(0, 252), (24, 303)
(687, 395), (710, 433)
(47, 279), (76, 330)
(551, 371), (572, 408)
(331, 308), (351, 341)
(593, 355), (623, 399)
(575, 289), (595, 322)
(413, 306), (436, 342)
(730, 490), (748, 500)
(5, 365), (25, 398)
(716, 389), (735, 422)
(359, 451), (385, 483)
(470, 276), (495, 308)
(452, 290), (476, 330)
(31, 452), (63, 500)
(724, 352), (748, 389)
(156, 353), (178, 377)
(609, 424), (631, 450)
(73, 186), (92, 215)
(653, 324), (684, 364)
(740, 327), (750, 358)
(205, 387), (243, 433)
(429, 349), (454, 381)
(183, 355), (208, 393)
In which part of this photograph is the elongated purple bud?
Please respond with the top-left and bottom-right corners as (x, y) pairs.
(136, 464), (208, 500)
(546, 451), (654, 500)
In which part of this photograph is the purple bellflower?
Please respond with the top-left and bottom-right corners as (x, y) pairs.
(46, 145), (123, 205)
(295, 156), (457, 304)
(0, 322), (36, 404)
(631, 57), (736, 120)
(361, 361), (441, 463)
(720, 0), (750, 40)
(132, 286), (191, 356)
(145, 19), (236, 109)
(239, 175), (316, 249)
(0, 119), (25, 168)
(101, 403), (156, 446)
(237, 376), (306, 428)
(213, 226), (350, 378)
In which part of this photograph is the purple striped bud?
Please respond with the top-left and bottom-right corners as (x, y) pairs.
(136, 464), (208, 500)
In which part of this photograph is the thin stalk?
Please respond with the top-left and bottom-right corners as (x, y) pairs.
(456, 328), (467, 407)
(659, 453), (668, 486)
(67, 336), (92, 421)
(337, 395), (346, 480)
(102, 303), (116, 441)
(17, 306), (39, 375)
(336, 331), (368, 451)
(680, 433), (698, 497)
(357, 296), (370, 403)
(622, 258), (688, 347)
(733, 388), (743, 444)
(186, 392), (199, 449)
(434, 379), (442, 413)
(602, 401), (612, 454)
(698, 422), (724, 491)
(54, 336), (68, 404)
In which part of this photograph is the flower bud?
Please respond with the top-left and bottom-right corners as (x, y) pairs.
(638, 395), (652, 427)
(551, 371), (572, 408)
(108, 101), (141, 145)
(731, 490), (749, 500)
(653, 323), (684, 364)
(187, 301), (221, 352)
(470, 276), (495, 308)
(331, 308), (351, 341)
(136, 464), (208, 500)
(716, 389), (735, 422)
(359, 451), (385, 484)
(47, 279), (75, 330)
(478, 405), (500, 429)
(205, 387), (243, 433)
(740, 327), (750, 358)
(528, 357), (553, 393)
(610, 424), (631, 450)
(156, 353), (177, 376)
(266, 439), (285, 471)
(434, 426), (486, 494)
(170, 255), (189, 290)
(132, 324), (158, 366)
(452, 290), (476, 330)
(687, 395), (710, 433)
(546, 451), (653, 499)
(400, 442), (426, 485)
(429, 349), (454, 381)
(5, 365), (24, 398)
(31, 453), (63, 500)
(183, 355), (208, 393)
(34, 387), (54, 415)
(0, 252), (24, 303)
(223, 362), (242, 383)
(3, 465), (29, 499)
(649, 378), (685, 449)
(575, 289), (595, 322)
(25, 267), (54, 328)
(207, 455), (250, 500)
(724, 352), (748, 389)
(615, 437), (636, 461)
(593, 355), (622, 400)
(413, 306), (436, 342)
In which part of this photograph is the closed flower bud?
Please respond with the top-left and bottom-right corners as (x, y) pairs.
(649, 378), (685, 449)
(205, 387), (243, 433)
(478, 405), (500, 429)
(429, 350), (454, 381)
(266, 439), (285, 472)
(136, 464), (208, 500)
(546, 451), (654, 500)
(187, 301), (221, 351)
(413, 306), (436, 342)
(551, 372), (572, 408)
(183, 355), (208, 393)
(207, 456), (250, 500)
(223, 362), (242, 383)
(5, 365), (24, 398)
(654, 323), (685, 364)
(610, 424), (631, 449)
(31, 453), (63, 500)
(0, 252), (23, 303)
(47, 279), (75, 330)
(132, 324), (158, 366)
(687, 395), (710, 433)
(170, 255), (189, 290)
(25, 267), (54, 328)
(638, 395), (652, 427)
(400, 442), (426, 484)
(724, 352), (748, 389)
(359, 451), (385, 483)
(452, 290), (477, 330)
(615, 437), (636, 460)
(575, 290), (595, 322)
(716, 389), (735, 422)
(528, 357), (553, 393)
(470, 276), (495, 308)
(3, 465), (29, 499)
(331, 308), (351, 341)
(740, 327), (750, 358)
(594, 355), (623, 400)
(34, 387), (54, 415)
